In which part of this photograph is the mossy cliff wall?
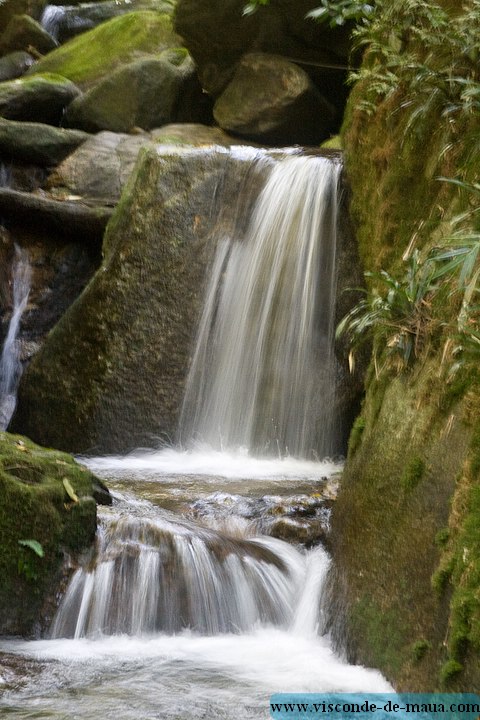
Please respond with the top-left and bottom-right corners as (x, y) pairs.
(331, 0), (480, 692)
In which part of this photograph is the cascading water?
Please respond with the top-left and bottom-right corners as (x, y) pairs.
(0, 245), (31, 430)
(40, 4), (66, 40)
(179, 155), (341, 459)
(50, 510), (314, 639)
(0, 150), (392, 718)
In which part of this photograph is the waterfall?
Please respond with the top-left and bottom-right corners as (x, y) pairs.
(0, 245), (32, 430)
(0, 150), (393, 718)
(50, 511), (325, 639)
(179, 155), (341, 459)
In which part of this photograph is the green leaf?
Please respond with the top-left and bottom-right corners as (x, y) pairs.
(18, 539), (44, 558)
(63, 477), (79, 503)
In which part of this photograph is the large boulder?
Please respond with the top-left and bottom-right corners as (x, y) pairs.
(0, 118), (89, 165)
(0, 14), (57, 56)
(0, 432), (106, 635)
(63, 50), (208, 133)
(0, 73), (80, 124)
(12, 147), (237, 453)
(213, 53), (336, 145)
(27, 11), (182, 88)
(174, 0), (351, 104)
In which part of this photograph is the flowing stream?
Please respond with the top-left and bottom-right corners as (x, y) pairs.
(0, 152), (392, 717)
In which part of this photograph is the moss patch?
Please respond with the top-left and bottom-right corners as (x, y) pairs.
(0, 432), (100, 635)
(28, 11), (180, 88)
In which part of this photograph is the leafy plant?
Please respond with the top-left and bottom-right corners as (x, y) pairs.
(243, 0), (374, 25)
(336, 251), (438, 371)
(17, 539), (44, 581)
(306, 0), (374, 27)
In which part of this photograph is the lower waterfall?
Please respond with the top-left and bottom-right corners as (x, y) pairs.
(0, 151), (392, 718)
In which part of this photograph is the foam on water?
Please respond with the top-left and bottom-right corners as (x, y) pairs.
(81, 447), (342, 481)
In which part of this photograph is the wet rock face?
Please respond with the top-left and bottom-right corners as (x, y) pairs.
(0, 222), (99, 367)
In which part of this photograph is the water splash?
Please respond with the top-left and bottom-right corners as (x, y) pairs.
(179, 155), (341, 459)
(50, 512), (312, 638)
(0, 245), (31, 430)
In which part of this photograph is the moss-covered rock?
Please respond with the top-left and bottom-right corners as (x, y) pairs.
(63, 51), (205, 133)
(0, 118), (88, 165)
(27, 11), (182, 89)
(330, 364), (479, 689)
(0, 431), (105, 635)
(0, 73), (80, 124)
(0, 14), (57, 56)
(213, 53), (336, 146)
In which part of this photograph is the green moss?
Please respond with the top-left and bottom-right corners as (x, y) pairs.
(411, 639), (432, 663)
(320, 135), (342, 149)
(0, 432), (99, 634)
(440, 659), (463, 686)
(435, 528), (450, 547)
(350, 596), (408, 676)
(401, 456), (425, 492)
(347, 415), (365, 456)
(431, 552), (455, 594)
(28, 11), (179, 88)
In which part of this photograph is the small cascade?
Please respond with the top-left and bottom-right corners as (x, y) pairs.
(51, 511), (325, 639)
(179, 155), (341, 459)
(40, 5), (66, 40)
(0, 245), (32, 430)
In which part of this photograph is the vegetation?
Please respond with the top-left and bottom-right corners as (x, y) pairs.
(329, 0), (480, 691)
(0, 433), (99, 634)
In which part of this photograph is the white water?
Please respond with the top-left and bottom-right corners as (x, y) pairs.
(40, 4), (66, 40)
(0, 458), (392, 719)
(0, 245), (31, 430)
(179, 155), (341, 459)
(84, 447), (341, 480)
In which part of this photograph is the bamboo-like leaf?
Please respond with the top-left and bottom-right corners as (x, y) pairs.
(63, 478), (79, 503)
(18, 539), (44, 558)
